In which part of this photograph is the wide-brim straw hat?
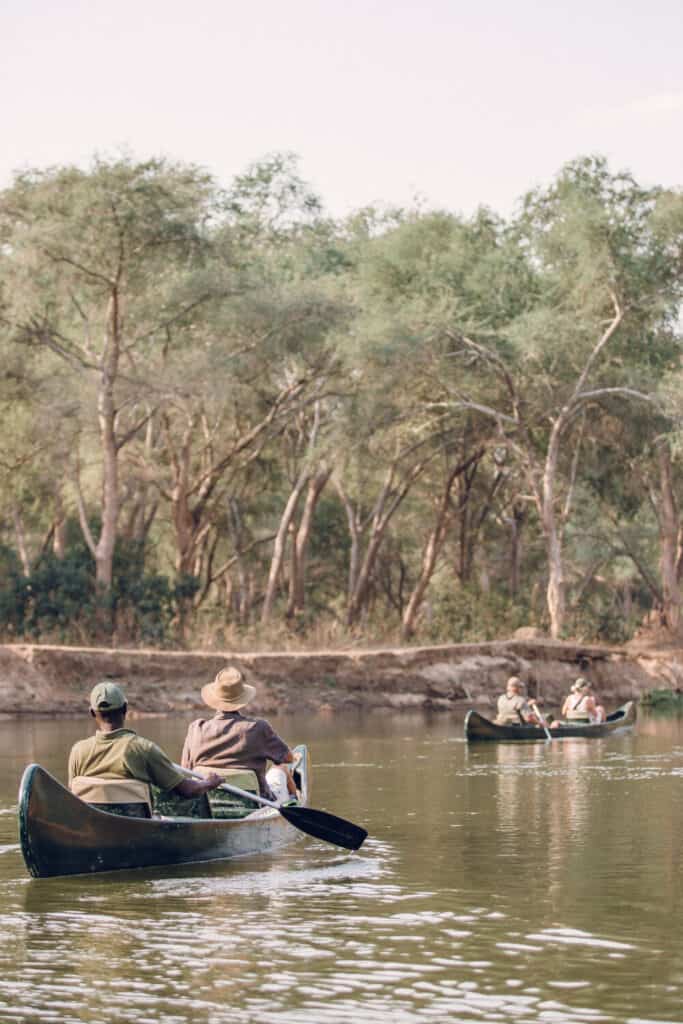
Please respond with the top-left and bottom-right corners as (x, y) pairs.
(201, 667), (256, 711)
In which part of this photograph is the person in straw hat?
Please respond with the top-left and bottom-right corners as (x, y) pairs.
(181, 666), (297, 804)
(560, 677), (605, 722)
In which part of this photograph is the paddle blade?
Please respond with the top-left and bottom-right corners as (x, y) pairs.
(280, 805), (368, 851)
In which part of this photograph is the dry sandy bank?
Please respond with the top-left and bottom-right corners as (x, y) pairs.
(0, 638), (679, 717)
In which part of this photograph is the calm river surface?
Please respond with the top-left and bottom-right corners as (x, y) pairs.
(1, 708), (682, 1024)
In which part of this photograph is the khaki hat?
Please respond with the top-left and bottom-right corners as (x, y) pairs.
(90, 681), (126, 711)
(506, 676), (522, 689)
(201, 667), (256, 712)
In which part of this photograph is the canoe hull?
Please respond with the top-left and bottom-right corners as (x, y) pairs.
(464, 702), (637, 742)
(18, 745), (310, 878)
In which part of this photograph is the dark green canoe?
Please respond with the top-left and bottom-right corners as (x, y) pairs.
(464, 701), (637, 742)
(18, 745), (310, 878)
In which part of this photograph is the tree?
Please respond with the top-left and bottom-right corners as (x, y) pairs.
(0, 157), (219, 596)
(443, 158), (682, 637)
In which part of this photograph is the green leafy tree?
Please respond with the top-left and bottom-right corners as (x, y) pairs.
(0, 157), (219, 603)
(443, 158), (682, 637)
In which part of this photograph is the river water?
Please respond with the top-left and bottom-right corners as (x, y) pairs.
(0, 707), (682, 1024)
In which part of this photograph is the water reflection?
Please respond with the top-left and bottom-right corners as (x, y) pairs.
(0, 710), (682, 1022)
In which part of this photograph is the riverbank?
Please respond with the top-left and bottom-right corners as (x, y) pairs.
(0, 638), (679, 716)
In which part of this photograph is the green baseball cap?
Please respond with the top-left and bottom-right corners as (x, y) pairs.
(89, 681), (127, 711)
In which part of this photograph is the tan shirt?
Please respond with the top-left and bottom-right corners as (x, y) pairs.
(564, 694), (593, 721)
(68, 728), (185, 791)
(495, 693), (528, 725)
(181, 711), (290, 797)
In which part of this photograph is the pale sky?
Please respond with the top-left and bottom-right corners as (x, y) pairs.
(2, 0), (682, 218)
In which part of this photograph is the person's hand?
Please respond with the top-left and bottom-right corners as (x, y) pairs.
(204, 772), (223, 790)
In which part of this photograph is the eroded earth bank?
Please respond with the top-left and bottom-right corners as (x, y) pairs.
(0, 638), (680, 718)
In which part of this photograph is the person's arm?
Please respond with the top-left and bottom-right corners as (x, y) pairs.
(259, 720), (293, 766)
(180, 727), (195, 770)
(138, 740), (222, 795)
(584, 695), (598, 717)
(517, 698), (532, 722)
(173, 773), (223, 798)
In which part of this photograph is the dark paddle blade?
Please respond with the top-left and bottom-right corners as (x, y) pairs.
(279, 804), (368, 851)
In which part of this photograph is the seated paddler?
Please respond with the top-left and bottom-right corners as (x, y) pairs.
(181, 666), (298, 806)
(494, 676), (541, 726)
(68, 681), (223, 816)
(560, 677), (606, 724)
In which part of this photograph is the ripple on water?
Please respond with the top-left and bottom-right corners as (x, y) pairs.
(1, 715), (682, 1024)
(144, 845), (391, 900)
(0, 894), (670, 1024)
(525, 928), (636, 952)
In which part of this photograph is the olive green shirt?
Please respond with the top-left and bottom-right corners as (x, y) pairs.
(68, 728), (185, 792)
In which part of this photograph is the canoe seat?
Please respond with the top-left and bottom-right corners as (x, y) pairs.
(151, 787), (212, 819)
(195, 767), (260, 819)
(70, 776), (152, 819)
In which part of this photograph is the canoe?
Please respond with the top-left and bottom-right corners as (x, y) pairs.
(464, 701), (637, 742)
(18, 744), (310, 878)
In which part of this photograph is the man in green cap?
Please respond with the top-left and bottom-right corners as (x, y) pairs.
(68, 682), (223, 805)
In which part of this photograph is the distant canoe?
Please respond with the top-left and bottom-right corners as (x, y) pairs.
(18, 745), (310, 878)
(464, 702), (637, 742)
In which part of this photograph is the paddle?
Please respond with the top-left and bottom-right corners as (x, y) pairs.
(530, 700), (552, 741)
(175, 765), (368, 851)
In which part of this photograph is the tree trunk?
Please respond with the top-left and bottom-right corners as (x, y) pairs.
(345, 460), (426, 628)
(12, 507), (30, 577)
(52, 487), (67, 560)
(286, 466), (331, 619)
(85, 291), (122, 593)
(95, 381), (119, 589)
(510, 501), (525, 597)
(73, 298), (121, 603)
(656, 442), (682, 630)
(122, 416), (159, 544)
(335, 480), (362, 605)
(401, 450), (484, 640)
(261, 471), (311, 623)
(542, 420), (564, 639)
(545, 525), (565, 640)
(401, 512), (448, 640)
(226, 500), (253, 626)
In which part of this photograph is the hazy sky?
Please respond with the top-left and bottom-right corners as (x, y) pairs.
(3, 0), (682, 218)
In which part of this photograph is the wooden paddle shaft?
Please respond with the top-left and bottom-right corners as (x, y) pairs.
(173, 763), (277, 807)
(531, 701), (552, 740)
